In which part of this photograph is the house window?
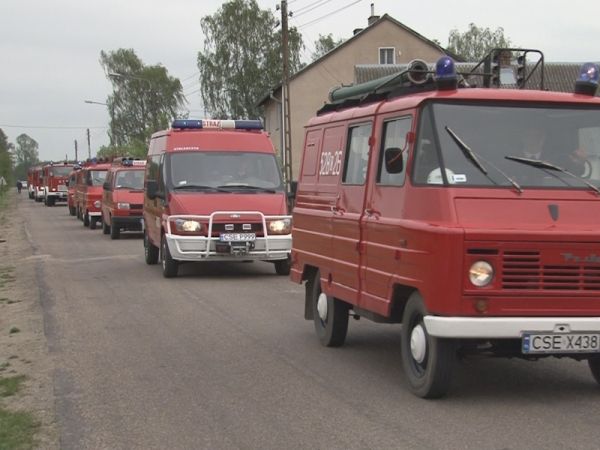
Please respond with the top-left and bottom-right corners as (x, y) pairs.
(379, 47), (395, 64)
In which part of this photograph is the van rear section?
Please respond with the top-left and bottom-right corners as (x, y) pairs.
(143, 119), (292, 278)
(291, 52), (600, 398)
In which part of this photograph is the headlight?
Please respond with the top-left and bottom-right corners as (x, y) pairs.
(51, 188), (56, 192)
(173, 219), (203, 233)
(268, 218), (291, 235)
(469, 261), (494, 287)
(117, 202), (130, 210)
(94, 200), (101, 208)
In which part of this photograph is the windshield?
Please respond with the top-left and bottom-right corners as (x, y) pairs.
(88, 170), (107, 186)
(168, 151), (284, 191)
(115, 170), (144, 189)
(48, 166), (72, 177)
(412, 102), (600, 189)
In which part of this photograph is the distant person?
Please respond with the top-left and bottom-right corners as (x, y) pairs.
(16, 180), (22, 194)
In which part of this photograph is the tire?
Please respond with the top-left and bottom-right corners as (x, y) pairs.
(83, 212), (90, 227)
(110, 219), (120, 240)
(400, 293), (455, 399)
(144, 230), (159, 265)
(47, 197), (55, 207)
(274, 258), (291, 276)
(589, 357), (600, 385)
(90, 218), (97, 230)
(76, 206), (81, 220)
(69, 206), (76, 216)
(161, 234), (178, 278)
(309, 271), (349, 347)
(102, 217), (110, 235)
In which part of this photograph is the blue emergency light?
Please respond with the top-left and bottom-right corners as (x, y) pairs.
(575, 62), (600, 96)
(171, 119), (263, 130)
(435, 56), (458, 90)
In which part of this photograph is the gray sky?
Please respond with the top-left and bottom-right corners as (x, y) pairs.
(1, 0), (597, 162)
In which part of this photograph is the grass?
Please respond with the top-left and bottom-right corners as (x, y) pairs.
(0, 375), (26, 397)
(0, 267), (15, 289)
(0, 407), (38, 450)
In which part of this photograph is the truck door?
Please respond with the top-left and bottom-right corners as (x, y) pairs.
(361, 115), (412, 315)
(332, 122), (372, 303)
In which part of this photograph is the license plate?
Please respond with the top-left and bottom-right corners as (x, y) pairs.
(522, 332), (600, 354)
(219, 232), (256, 242)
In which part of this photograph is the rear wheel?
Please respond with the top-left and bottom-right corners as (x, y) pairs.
(400, 293), (455, 399)
(110, 219), (120, 240)
(274, 258), (291, 276)
(144, 230), (159, 265)
(69, 205), (76, 216)
(89, 218), (97, 230)
(47, 197), (55, 207)
(161, 234), (178, 278)
(309, 271), (349, 347)
(589, 357), (600, 385)
(102, 217), (110, 235)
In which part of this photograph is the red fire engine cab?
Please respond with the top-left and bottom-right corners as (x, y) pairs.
(101, 158), (146, 239)
(30, 166), (44, 202)
(41, 162), (73, 206)
(291, 49), (600, 397)
(74, 158), (111, 229)
(143, 119), (291, 278)
(27, 166), (41, 199)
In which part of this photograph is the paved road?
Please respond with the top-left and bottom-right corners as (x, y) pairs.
(21, 197), (600, 449)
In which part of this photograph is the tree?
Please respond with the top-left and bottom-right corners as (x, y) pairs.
(447, 23), (512, 61)
(100, 49), (186, 151)
(311, 34), (345, 61)
(0, 129), (14, 190)
(197, 0), (304, 119)
(12, 133), (39, 181)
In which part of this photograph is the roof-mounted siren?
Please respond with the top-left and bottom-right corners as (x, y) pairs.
(434, 56), (458, 90)
(171, 119), (263, 130)
(574, 63), (600, 96)
(405, 59), (430, 85)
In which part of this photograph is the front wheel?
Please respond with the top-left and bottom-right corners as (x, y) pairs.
(309, 271), (349, 347)
(589, 357), (600, 385)
(161, 234), (178, 278)
(83, 212), (90, 227)
(102, 217), (110, 235)
(69, 205), (76, 216)
(110, 219), (120, 240)
(144, 230), (159, 265)
(274, 258), (291, 276)
(400, 293), (455, 399)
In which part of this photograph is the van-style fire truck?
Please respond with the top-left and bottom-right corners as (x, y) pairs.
(291, 49), (600, 397)
(41, 162), (73, 206)
(74, 158), (111, 229)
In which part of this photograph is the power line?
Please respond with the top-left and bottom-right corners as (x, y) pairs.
(292, 0), (332, 17)
(180, 71), (200, 82)
(298, 0), (363, 29)
(0, 124), (107, 130)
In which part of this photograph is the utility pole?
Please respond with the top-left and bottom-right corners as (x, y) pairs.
(281, 0), (293, 192)
(74, 139), (78, 161)
(87, 128), (91, 159)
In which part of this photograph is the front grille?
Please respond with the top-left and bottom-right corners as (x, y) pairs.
(210, 222), (264, 236)
(502, 250), (600, 291)
(130, 204), (143, 210)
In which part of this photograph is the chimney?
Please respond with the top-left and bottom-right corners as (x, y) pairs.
(367, 3), (379, 26)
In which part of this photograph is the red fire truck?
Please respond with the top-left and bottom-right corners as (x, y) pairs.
(27, 166), (41, 199)
(41, 162), (73, 206)
(29, 166), (44, 201)
(74, 159), (111, 228)
(66, 166), (81, 216)
(291, 49), (600, 397)
(101, 158), (146, 239)
(143, 119), (291, 278)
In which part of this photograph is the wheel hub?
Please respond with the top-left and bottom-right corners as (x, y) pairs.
(410, 324), (427, 364)
(317, 293), (328, 321)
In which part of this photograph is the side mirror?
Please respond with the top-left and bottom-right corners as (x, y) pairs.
(103, 181), (111, 191)
(146, 180), (158, 200)
(384, 147), (404, 174)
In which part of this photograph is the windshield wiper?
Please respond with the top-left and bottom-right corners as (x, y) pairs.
(216, 184), (277, 193)
(445, 126), (523, 193)
(173, 184), (230, 192)
(505, 156), (600, 195)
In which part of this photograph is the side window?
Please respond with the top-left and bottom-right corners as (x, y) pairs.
(158, 155), (166, 192)
(146, 155), (160, 183)
(412, 106), (441, 184)
(378, 117), (412, 185)
(342, 123), (372, 185)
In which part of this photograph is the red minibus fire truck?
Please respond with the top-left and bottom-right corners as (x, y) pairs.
(75, 158), (111, 229)
(291, 49), (600, 397)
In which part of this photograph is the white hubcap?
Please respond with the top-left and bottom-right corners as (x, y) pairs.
(410, 324), (427, 364)
(317, 293), (328, 321)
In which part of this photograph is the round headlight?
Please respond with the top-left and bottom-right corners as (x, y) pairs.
(469, 261), (494, 287)
(94, 200), (101, 208)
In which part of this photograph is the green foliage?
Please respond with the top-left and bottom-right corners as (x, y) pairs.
(96, 140), (147, 160)
(0, 407), (38, 450)
(100, 49), (186, 152)
(312, 34), (345, 61)
(12, 133), (40, 181)
(0, 375), (26, 397)
(0, 129), (14, 190)
(447, 23), (512, 61)
(197, 0), (304, 119)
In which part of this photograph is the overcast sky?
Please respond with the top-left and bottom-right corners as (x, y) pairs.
(1, 0), (598, 162)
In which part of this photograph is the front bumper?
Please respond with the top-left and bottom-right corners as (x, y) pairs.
(47, 191), (67, 200)
(113, 216), (143, 230)
(424, 316), (600, 338)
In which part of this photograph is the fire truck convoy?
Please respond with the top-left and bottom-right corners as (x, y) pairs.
(290, 49), (600, 397)
(143, 119), (292, 278)
(41, 162), (73, 206)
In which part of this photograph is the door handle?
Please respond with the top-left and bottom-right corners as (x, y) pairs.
(364, 208), (380, 218)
